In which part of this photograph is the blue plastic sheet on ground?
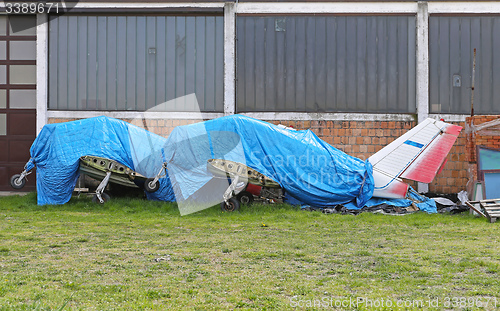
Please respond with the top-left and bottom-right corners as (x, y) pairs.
(342, 186), (437, 213)
(162, 115), (374, 214)
(28, 116), (175, 205)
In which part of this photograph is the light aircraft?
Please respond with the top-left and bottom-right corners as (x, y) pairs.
(143, 117), (462, 212)
(10, 116), (461, 213)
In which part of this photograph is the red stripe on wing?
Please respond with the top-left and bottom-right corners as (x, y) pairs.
(400, 131), (460, 183)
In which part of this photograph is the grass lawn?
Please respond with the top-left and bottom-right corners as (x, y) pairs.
(0, 193), (499, 310)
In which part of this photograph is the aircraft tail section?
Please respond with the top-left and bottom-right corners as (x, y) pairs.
(368, 119), (462, 199)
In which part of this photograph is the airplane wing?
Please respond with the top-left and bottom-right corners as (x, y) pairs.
(368, 119), (462, 198)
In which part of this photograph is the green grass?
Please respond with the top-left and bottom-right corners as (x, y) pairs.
(1, 193), (500, 310)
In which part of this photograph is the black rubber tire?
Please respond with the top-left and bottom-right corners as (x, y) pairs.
(10, 174), (26, 189)
(221, 197), (240, 212)
(144, 178), (160, 193)
(236, 191), (254, 205)
(92, 193), (111, 204)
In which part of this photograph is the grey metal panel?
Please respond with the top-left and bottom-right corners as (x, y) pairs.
(254, 18), (266, 111)
(194, 17), (205, 111)
(125, 16), (137, 111)
(76, 16), (88, 110)
(86, 16), (98, 110)
(48, 17), (58, 109)
(49, 15), (223, 112)
(237, 15), (417, 113)
(429, 16), (500, 114)
(335, 17), (347, 111)
(146, 16), (157, 111)
(136, 16), (147, 111)
(314, 16), (326, 112)
(493, 18), (500, 114)
(284, 17), (296, 111)
(106, 16), (117, 110)
(155, 17), (166, 110)
(406, 17), (416, 113)
(305, 17), (316, 112)
(204, 16), (217, 111)
(116, 16), (127, 110)
(325, 18), (336, 112)
(241, 17), (255, 112)
(356, 17), (367, 112)
(185, 16), (196, 111)
(165, 16), (176, 105)
(175, 16), (186, 112)
(295, 17), (306, 110)
(480, 18), (492, 113)
(366, 17), (378, 112)
(376, 17), (387, 112)
(275, 23), (286, 111)
(345, 17), (357, 111)
(429, 16), (439, 113)
(386, 17), (398, 112)
(265, 18), (276, 112)
(236, 18), (246, 112)
(58, 17), (68, 111)
(214, 16), (224, 112)
(97, 16), (108, 110)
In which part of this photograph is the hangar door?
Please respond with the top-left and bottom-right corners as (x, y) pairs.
(48, 14), (224, 112)
(0, 15), (37, 191)
(429, 16), (500, 114)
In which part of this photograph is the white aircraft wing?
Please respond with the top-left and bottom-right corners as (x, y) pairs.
(368, 118), (462, 198)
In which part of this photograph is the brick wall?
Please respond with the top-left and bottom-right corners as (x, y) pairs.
(466, 115), (500, 163)
(465, 115), (500, 194)
(48, 116), (468, 194)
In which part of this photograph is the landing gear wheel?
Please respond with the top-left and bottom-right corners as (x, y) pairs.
(10, 174), (26, 189)
(221, 197), (240, 212)
(144, 178), (160, 193)
(92, 193), (111, 204)
(236, 191), (254, 205)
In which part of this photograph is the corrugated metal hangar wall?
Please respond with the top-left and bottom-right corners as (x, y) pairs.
(47, 10), (500, 115)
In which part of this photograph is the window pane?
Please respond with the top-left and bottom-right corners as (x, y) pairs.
(0, 41), (6, 60)
(10, 41), (36, 60)
(484, 173), (500, 199)
(478, 148), (500, 170)
(0, 114), (6, 135)
(0, 90), (6, 108)
(0, 16), (7, 36)
(0, 65), (6, 84)
(10, 65), (36, 84)
(10, 89), (36, 109)
(9, 16), (36, 36)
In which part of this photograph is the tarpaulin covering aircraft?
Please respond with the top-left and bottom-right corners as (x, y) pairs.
(12, 115), (461, 215)
(13, 116), (175, 205)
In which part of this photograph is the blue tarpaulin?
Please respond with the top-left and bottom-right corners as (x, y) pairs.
(343, 187), (437, 213)
(27, 116), (175, 205)
(26, 115), (435, 214)
(162, 115), (374, 214)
